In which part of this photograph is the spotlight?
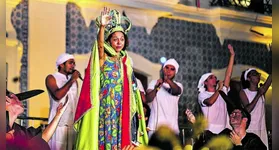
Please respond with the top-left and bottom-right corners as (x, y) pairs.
(160, 57), (167, 64)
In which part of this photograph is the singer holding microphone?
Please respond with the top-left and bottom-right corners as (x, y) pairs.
(45, 53), (80, 150)
(194, 44), (235, 149)
(146, 58), (183, 137)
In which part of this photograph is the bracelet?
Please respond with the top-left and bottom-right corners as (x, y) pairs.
(156, 87), (160, 91)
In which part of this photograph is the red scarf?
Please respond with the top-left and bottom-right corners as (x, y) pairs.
(121, 56), (131, 148)
(74, 56), (92, 122)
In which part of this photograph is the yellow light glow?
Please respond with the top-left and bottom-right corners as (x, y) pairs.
(36, 0), (106, 7)
(6, 0), (22, 6)
(240, 0), (251, 7)
(251, 26), (272, 38)
(6, 39), (19, 47)
(256, 69), (272, 90)
(229, 0), (236, 5)
(234, 0), (241, 6)
(231, 0), (251, 7)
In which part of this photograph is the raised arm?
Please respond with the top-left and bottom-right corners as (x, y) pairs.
(45, 73), (79, 101)
(42, 97), (69, 142)
(223, 44), (235, 87)
(185, 109), (196, 124)
(240, 75), (272, 113)
(98, 7), (111, 66)
(260, 74), (272, 94)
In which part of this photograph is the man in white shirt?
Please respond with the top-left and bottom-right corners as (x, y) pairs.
(197, 44), (234, 134)
(45, 53), (80, 150)
(194, 44), (235, 149)
(146, 58), (183, 136)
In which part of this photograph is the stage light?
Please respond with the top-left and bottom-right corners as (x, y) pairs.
(160, 57), (167, 64)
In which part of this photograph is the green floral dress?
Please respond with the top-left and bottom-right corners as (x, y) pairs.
(98, 57), (123, 150)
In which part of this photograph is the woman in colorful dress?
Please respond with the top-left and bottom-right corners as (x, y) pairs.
(74, 7), (148, 150)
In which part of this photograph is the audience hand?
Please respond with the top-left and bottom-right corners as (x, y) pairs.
(55, 96), (69, 117)
(230, 130), (242, 146)
(185, 109), (196, 124)
(228, 44), (235, 56)
(6, 129), (15, 142)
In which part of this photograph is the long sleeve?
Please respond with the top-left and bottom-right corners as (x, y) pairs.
(233, 133), (267, 150)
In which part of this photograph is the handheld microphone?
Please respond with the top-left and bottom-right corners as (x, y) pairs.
(215, 80), (220, 88)
(156, 82), (162, 90)
(156, 77), (164, 89)
(72, 69), (84, 81)
(156, 71), (164, 90)
(79, 76), (84, 81)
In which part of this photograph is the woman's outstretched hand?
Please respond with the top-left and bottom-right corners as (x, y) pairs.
(101, 7), (111, 26)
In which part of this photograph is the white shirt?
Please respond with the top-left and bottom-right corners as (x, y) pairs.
(243, 88), (266, 130)
(198, 86), (230, 134)
(136, 78), (145, 94)
(147, 80), (183, 135)
(243, 88), (268, 149)
(47, 72), (78, 126)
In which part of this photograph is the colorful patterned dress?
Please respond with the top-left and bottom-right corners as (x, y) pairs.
(99, 57), (123, 150)
(74, 41), (148, 150)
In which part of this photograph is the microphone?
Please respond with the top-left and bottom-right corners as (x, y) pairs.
(156, 82), (162, 89)
(214, 80), (220, 88)
(156, 71), (164, 90)
(72, 69), (84, 81)
(155, 78), (164, 91)
(79, 76), (84, 81)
